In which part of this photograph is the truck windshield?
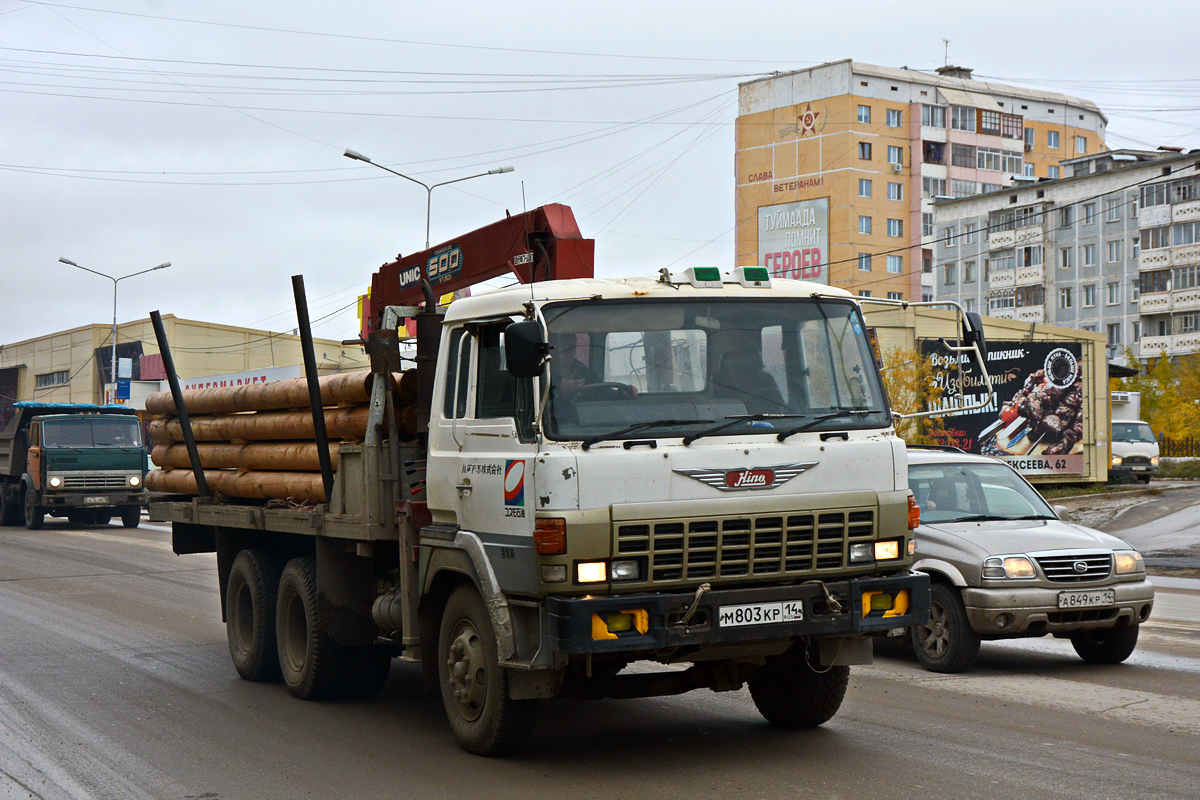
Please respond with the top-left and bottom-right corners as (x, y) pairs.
(541, 297), (890, 442)
(43, 418), (142, 448)
(1112, 422), (1156, 443)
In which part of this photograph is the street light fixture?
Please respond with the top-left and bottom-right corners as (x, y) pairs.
(58, 257), (171, 401)
(343, 149), (514, 249)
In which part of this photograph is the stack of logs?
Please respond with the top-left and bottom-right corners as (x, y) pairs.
(145, 370), (415, 503)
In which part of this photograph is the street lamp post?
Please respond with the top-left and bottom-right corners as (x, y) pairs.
(343, 149), (514, 249)
(58, 257), (172, 401)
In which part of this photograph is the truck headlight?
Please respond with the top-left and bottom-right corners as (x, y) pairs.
(850, 542), (874, 563)
(1150, 456), (1160, 466)
(49, 476), (63, 488)
(1114, 551), (1144, 574)
(983, 556), (1036, 579)
(577, 562), (607, 583)
(874, 540), (901, 561)
(1111, 455), (1123, 467)
(129, 475), (142, 487)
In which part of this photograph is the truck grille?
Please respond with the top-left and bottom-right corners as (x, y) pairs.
(1034, 552), (1112, 582)
(59, 474), (131, 490)
(616, 509), (876, 584)
(1122, 455), (1151, 466)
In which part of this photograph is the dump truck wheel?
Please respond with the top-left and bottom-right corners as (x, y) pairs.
(438, 585), (536, 756)
(748, 644), (849, 729)
(1071, 624), (1139, 664)
(226, 549), (282, 683)
(23, 488), (43, 530)
(276, 556), (345, 700)
(120, 506), (141, 528)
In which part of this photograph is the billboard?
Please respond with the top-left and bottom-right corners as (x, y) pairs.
(921, 340), (1085, 476)
(758, 198), (829, 284)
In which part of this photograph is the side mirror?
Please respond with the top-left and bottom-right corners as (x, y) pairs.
(1052, 504), (1070, 521)
(962, 310), (988, 360)
(504, 319), (549, 378)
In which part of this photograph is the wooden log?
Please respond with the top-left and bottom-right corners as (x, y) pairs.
(144, 370), (409, 416)
(148, 406), (370, 444)
(146, 468), (326, 502)
(151, 442), (338, 472)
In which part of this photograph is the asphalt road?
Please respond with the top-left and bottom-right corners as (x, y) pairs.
(1, 518), (1198, 800)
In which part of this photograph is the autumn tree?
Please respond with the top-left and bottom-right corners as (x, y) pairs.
(879, 346), (947, 445)
(1115, 349), (1200, 440)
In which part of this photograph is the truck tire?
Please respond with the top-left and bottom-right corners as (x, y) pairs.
(23, 488), (44, 530)
(226, 549), (282, 683)
(748, 645), (849, 729)
(1070, 624), (1139, 664)
(120, 506), (141, 528)
(911, 582), (980, 673)
(276, 556), (345, 700)
(438, 584), (537, 756)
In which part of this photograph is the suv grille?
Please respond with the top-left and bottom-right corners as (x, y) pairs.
(1034, 552), (1112, 582)
(59, 474), (130, 490)
(616, 509), (876, 584)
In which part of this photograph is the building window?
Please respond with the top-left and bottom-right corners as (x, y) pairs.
(858, 104), (871, 123)
(1132, 236), (1140, 259)
(1059, 206), (1074, 228)
(1141, 183), (1169, 207)
(976, 147), (1003, 171)
(922, 212), (934, 237)
(887, 255), (903, 274)
(1173, 220), (1200, 246)
(859, 179), (872, 197)
(35, 370), (70, 389)
(922, 290), (934, 302)
(1106, 281), (1121, 305)
(1082, 244), (1096, 266)
(1058, 247), (1075, 269)
(1024, 127), (1035, 149)
(1023, 163), (1035, 178)
(887, 218), (903, 237)
(1144, 226), (1170, 250)
(1175, 265), (1200, 290)
(1076, 135), (1087, 154)
(1132, 280), (1140, 301)
(989, 291), (1015, 312)
(1083, 283), (1097, 307)
(1179, 313), (1200, 335)
(964, 260), (976, 282)
(1107, 240), (1123, 263)
(1058, 287), (1073, 308)
(1107, 323), (1121, 347)
(858, 216), (872, 235)
(1105, 197), (1122, 222)
(886, 108), (902, 127)
(887, 291), (903, 300)
(944, 262), (957, 285)
(1140, 270), (1169, 294)
(922, 177), (947, 198)
(952, 143), (976, 168)
(1048, 165), (1060, 179)
(858, 142), (872, 160)
(1019, 245), (1043, 267)
(1133, 321), (1141, 342)
(964, 223), (976, 244)
(1047, 130), (1059, 148)
(887, 145), (903, 164)
(1082, 203), (1097, 224)
(858, 253), (872, 271)
(922, 105), (946, 128)
(887, 182), (903, 201)
(859, 290), (873, 298)
(951, 106), (976, 132)
(1016, 286), (1045, 307)
(951, 179), (977, 198)
(979, 110), (1002, 136)
(964, 298), (976, 312)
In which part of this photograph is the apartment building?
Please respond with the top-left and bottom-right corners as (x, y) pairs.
(735, 59), (1105, 301)
(930, 149), (1200, 361)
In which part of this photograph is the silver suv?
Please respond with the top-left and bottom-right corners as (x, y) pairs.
(906, 447), (1155, 673)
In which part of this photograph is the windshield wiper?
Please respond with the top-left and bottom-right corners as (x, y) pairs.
(681, 413), (810, 446)
(581, 419), (713, 451)
(944, 514), (1011, 523)
(774, 408), (873, 442)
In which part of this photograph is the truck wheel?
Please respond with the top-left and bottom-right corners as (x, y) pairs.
(23, 488), (43, 530)
(1070, 625), (1139, 664)
(748, 645), (849, 728)
(276, 556), (345, 700)
(911, 583), (980, 673)
(438, 584), (537, 755)
(120, 506), (141, 528)
(340, 647), (393, 699)
(226, 549), (282, 683)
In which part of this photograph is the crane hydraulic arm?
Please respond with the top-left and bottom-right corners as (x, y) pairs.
(361, 203), (594, 336)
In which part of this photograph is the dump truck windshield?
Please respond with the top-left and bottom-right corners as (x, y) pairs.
(541, 297), (889, 442)
(43, 418), (143, 448)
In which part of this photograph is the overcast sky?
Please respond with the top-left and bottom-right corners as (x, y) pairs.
(2, 0), (1197, 348)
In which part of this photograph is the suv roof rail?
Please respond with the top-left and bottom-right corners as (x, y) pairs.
(906, 443), (966, 453)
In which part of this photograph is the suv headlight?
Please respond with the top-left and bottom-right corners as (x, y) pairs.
(982, 555), (1036, 579)
(1114, 550), (1144, 574)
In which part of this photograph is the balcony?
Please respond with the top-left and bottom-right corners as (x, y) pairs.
(1139, 292), (1172, 314)
(988, 229), (1016, 249)
(987, 308), (1015, 319)
(1140, 205), (1171, 227)
(1014, 263), (1045, 286)
(988, 269), (1015, 289)
(1175, 242), (1200, 264)
(1139, 248), (1171, 271)
(1175, 287), (1200, 312)
(1174, 199), (1200, 224)
(1173, 332), (1200, 354)
(1138, 335), (1171, 357)
(1015, 305), (1045, 322)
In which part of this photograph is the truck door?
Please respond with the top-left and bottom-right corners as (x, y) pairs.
(427, 321), (539, 538)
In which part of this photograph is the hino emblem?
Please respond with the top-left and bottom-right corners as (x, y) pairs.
(673, 462), (819, 492)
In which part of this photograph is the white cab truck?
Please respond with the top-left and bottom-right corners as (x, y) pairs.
(1110, 391), (1159, 483)
(149, 211), (986, 755)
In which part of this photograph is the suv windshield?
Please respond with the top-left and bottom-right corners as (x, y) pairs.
(909, 461), (1055, 524)
(541, 297), (890, 442)
(43, 418), (142, 448)
(1112, 422), (1156, 443)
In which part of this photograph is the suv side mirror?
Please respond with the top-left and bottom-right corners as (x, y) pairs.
(1052, 504), (1070, 521)
(504, 319), (549, 378)
(962, 311), (988, 360)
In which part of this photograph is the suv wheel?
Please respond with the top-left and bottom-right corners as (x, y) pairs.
(911, 583), (980, 673)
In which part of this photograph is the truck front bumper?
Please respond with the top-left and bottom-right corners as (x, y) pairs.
(42, 491), (144, 510)
(545, 572), (930, 655)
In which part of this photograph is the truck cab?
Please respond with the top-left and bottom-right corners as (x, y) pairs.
(1110, 419), (1160, 483)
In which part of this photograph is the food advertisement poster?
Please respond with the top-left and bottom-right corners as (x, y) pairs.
(920, 340), (1085, 476)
